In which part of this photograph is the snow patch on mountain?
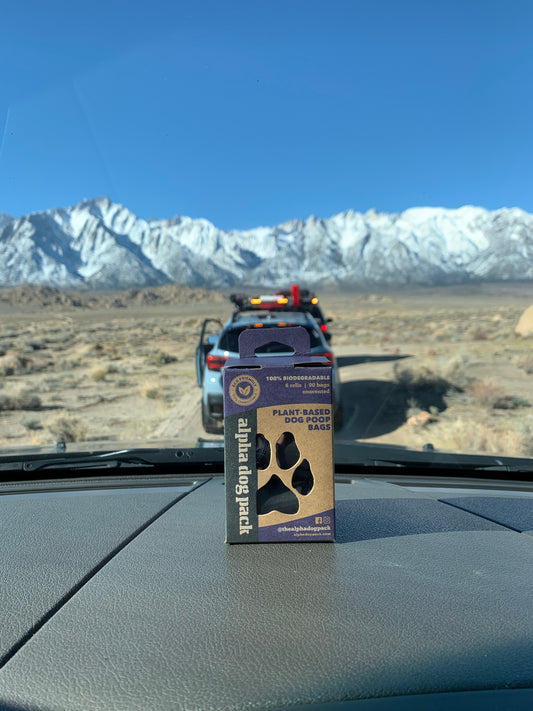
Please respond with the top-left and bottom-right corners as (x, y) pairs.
(1, 198), (532, 289)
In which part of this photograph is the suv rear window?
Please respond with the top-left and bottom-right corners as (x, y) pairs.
(219, 324), (323, 353)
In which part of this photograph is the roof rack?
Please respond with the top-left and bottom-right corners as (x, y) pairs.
(229, 284), (320, 313)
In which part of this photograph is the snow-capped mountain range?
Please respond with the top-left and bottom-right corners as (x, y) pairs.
(1, 197), (532, 290)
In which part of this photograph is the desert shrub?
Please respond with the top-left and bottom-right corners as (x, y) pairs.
(467, 380), (506, 408)
(394, 364), (449, 392)
(0, 354), (35, 376)
(21, 417), (42, 431)
(393, 361), (465, 397)
(90, 365), (109, 381)
(88, 361), (120, 381)
(467, 380), (530, 410)
(145, 350), (178, 366)
(394, 357), (472, 415)
(518, 357), (533, 375)
(0, 389), (42, 411)
(509, 397), (531, 408)
(15, 390), (42, 410)
(433, 325), (458, 341)
(46, 412), (88, 443)
(21, 338), (47, 351)
(395, 354), (470, 389)
(0, 394), (12, 410)
(142, 385), (161, 399)
(471, 330), (491, 341)
(139, 378), (166, 399)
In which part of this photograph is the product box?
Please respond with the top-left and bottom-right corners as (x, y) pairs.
(224, 326), (335, 543)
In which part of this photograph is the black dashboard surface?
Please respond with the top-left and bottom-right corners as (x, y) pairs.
(0, 483), (196, 665)
(1, 475), (533, 710)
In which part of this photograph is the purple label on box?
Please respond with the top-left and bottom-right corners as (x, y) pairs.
(258, 509), (335, 542)
(223, 366), (332, 418)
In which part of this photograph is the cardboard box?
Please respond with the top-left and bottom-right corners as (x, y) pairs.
(224, 326), (335, 543)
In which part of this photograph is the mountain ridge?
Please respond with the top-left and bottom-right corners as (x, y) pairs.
(1, 198), (532, 290)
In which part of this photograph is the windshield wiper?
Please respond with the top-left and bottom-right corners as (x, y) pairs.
(334, 441), (533, 478)
(4, 442), (532, 483)
(363, 459), (533, 474)
(0, 447), (225, 477)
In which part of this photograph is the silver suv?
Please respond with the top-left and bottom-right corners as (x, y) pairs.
(196, 310), (343, 435)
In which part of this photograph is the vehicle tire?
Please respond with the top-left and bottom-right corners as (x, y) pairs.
(202, 400), (224, 435)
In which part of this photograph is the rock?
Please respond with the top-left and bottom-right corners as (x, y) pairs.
(407, 411), (437, 426)
(515, 305), (533, 336)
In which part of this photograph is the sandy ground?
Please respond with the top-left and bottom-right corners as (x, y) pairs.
(1, 282), (533, 458)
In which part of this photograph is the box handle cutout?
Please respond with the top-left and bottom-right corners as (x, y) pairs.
(238, 326), (311, 357)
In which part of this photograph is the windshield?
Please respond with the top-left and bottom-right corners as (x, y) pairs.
(1, 2), (533, 461)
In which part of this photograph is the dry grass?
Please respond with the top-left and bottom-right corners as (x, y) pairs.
(392, 358), (468, 415)
(394, 353), (472, 387)
(46, 412), (88, 443)
(140, 381), (163, 399)
(21, 416), (43, 431)
(0, 353), (35, 376)
(466, 379), (530, 410)
(466, 379), (507, 407)
(517, 356), (533, 375)
(90, 365), (109, 382)
(145, 350), (178, 366)
(412, 415), (533, 458)
(0, 388), (42, 411)
(393, 363), (456, 394)
(471, 330), (491, 340)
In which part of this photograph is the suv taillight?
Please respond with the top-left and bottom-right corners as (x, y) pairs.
(316, 352), (334, 363)
(207, 354), (228, 371)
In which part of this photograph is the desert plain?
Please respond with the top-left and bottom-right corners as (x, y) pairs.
(1, 281), (533, 459)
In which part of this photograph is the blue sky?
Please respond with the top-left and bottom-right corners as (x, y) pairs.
(1, 0), (532, 230)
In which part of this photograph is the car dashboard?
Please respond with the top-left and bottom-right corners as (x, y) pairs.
(1, 453), (533, 710)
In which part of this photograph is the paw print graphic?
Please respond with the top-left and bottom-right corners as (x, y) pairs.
(256, 432), (315, 515)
